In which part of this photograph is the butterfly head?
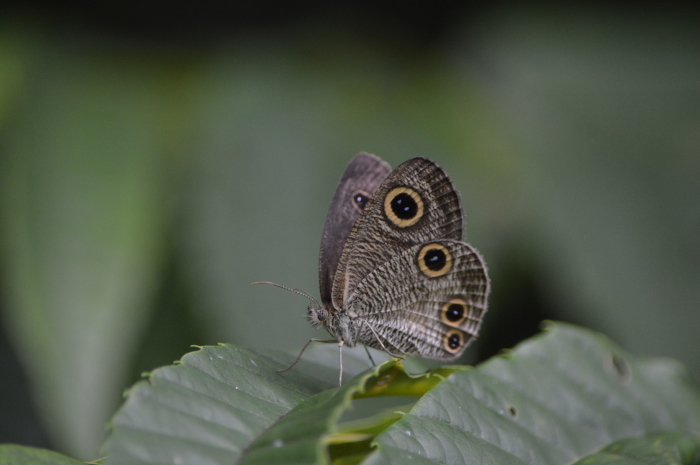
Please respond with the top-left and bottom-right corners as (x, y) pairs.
(306, 305), (329, 328)
(306, 304), (358, 346)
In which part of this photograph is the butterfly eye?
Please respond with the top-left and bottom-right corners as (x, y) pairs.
(383, 187), (424, 227)
(441, 298), (468, 326)
(417, 243), (453, 277)
(443, 329), (465, 354)
(352, 190), (370, 211)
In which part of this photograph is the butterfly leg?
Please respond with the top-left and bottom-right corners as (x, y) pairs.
(338, 340), (344, 386)
(363, 345), (376, 366)
(276, 338), (337, 374)
(360, 319), (405, 361)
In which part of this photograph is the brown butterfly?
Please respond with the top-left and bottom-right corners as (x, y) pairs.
(257, 153), (490, 385)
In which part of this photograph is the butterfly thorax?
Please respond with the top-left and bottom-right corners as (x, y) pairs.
(306, 304), (360, 347)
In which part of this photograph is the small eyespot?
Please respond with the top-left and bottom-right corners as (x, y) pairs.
(443, 329), (464, 354)
(417, 243), (453, 277)
(352, 190), (370, 211)
(441, 298), (468, 326)
(383, 187), (424, 227)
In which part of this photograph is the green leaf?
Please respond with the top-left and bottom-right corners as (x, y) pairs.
(572, 431), (700, 465)
(103, 343), (383, 465)
(0, 444), (86, 465)
(240, 360), (454, 465)
(103, 322), (700, 465)
(370, 322), (700, 464)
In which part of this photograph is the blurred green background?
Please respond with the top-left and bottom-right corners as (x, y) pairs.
(0, 2), (698, 462)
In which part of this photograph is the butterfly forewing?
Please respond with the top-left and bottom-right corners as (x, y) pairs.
(318, 153), (391, 306)
(331, 157), (464, 311)
(345, 240), (489, 359)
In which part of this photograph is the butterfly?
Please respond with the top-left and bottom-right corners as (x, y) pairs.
(257, 153), (490, 385)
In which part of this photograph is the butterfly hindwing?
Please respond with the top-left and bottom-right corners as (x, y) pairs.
(318, 153), (391, 306)
(345, 240), (489, 359)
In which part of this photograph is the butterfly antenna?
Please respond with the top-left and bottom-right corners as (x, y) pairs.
(251, 281), (320, 308)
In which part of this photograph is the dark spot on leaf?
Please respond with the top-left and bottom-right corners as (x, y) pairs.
(610, 353), (631, 383)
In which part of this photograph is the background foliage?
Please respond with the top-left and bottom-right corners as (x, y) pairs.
(0, 2), (698, 462)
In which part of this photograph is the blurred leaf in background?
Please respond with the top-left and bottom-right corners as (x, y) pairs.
(0, 2), (698, 462)
(470, 7), (700, 367)
(0, 25), (191, 457)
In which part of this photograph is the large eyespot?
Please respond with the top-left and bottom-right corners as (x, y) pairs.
(383, 187), (424, 227)
(417, 243), (452, 277)
(352, 190), (371, 211)
(443, 329), (465, 354)
(441, 298), (468, 326)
